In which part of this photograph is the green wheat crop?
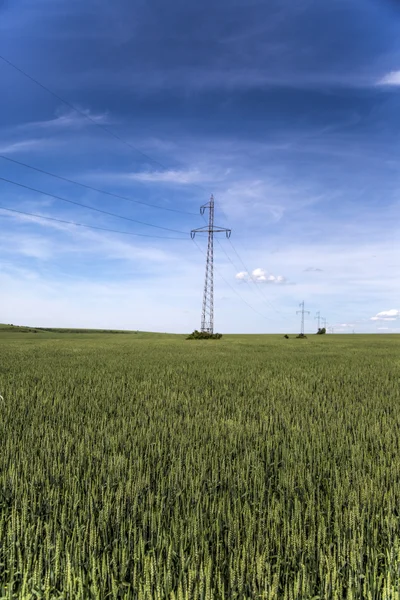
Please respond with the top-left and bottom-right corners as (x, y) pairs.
(0, 332), (400, 599)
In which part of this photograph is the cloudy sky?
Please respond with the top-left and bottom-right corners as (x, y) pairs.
(0, 0), (399, 333)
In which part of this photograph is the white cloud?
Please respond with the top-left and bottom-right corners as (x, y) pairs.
(377, 71), (400, 86)
(377, 309), (399, 318)
(371, 309), (400, 321)
(252, 267), (267, 281)
(371, 317), (396, 321)
(251, 269), (286, 284)
(235, 268), (287, 284)
(235, 271), (248, 280)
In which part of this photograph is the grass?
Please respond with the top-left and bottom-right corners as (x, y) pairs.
(0, 331), (399, 598)
(0, 324), (145, 335)
(0, 324), (173, 340)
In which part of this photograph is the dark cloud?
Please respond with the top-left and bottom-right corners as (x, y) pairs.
(2, 0), (399, 145)
(2, 0), (398, 92)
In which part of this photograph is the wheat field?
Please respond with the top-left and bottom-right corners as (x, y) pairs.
(0, 331), (399, 599)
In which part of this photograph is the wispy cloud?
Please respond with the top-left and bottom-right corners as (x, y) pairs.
(71, 64), (378, 93)
(0, 138), (54, 154)
(216, 178), (329, 224)
(19, 108), (110, 131)
(88, 167), (222, 186)
(304, 267), (323, 272)
(126, 169), (207, 185)
(377, 71), (400, 86)
(0, 232), (54, 260)
(0, 210), (181, 265)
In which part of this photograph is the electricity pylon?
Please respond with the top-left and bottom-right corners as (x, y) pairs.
(191, 195), (231, 334)
(297, 301), (310, 336)
(322, 317), (327, 329)
(315, 311), (321, 329)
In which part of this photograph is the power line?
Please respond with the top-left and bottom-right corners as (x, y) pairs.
(200, 212), (267, 303)
(0, 54), (209, 195)
(201, 205), (285, 318)
(215, 237), (242, 273)
(0, 205), (188, 239)
(214, 236), (277, 310)
(0, 154), (197, 216)
(0, 176), (188, 235)
(226, 237), (282, 315)
(192, 237), (271, 323)
(215, 237), (285, 317)
(0, 55), (168, 171)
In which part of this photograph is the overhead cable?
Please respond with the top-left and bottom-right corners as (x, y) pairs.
(226, 237), (282, 314)
(201, 204), (282, 316)
(192, 238), (270, 322)
(0, 154), (197, 216)
(0, 176), (188, 234)
(0, 205), (188, 240)
(0, 54), (209, 195)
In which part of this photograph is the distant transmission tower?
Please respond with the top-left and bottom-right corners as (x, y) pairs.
(315, 311), (321, 329)
(191, 195), (231, 334)
(297, 301), (310, 335)
(322, 317), (327, 329)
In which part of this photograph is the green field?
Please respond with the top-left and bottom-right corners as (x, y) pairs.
(1, 330), (400, 599)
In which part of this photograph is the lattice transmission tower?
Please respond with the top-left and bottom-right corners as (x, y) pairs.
(191, 195), (231, 334)
(297, 301), (310, 336)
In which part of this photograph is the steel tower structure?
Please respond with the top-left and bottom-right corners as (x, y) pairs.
(297, 301), (310, 336)
(191, 195), (231, 334)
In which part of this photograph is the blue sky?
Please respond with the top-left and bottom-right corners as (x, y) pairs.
(0, 0), (400, 333)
